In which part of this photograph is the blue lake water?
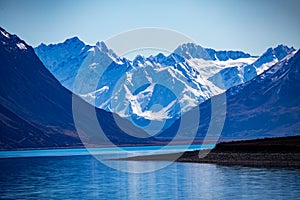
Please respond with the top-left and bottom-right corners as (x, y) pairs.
(0, 145), (299, 199)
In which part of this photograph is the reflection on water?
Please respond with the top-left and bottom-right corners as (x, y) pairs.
(0, 153), (300, 199)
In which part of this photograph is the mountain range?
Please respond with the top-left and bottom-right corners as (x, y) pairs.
(35, 38), (295, 130)
(0, 27), (299, 149)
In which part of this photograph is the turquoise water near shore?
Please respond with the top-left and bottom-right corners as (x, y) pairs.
(0, 144), (213, 158)
(0, 145), (299, 199)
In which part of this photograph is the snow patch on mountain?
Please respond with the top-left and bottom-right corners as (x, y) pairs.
(81, 86), (109, 99)
(0, 30), (10, 38)
(16, 42), (27, 50)
(186, 57), (257, 79)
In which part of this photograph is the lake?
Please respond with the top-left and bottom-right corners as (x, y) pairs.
(0, 145), (299, 199)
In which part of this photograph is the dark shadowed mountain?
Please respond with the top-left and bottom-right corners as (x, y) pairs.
(0, 27), (154, 150)
(158, 50), (300, 141)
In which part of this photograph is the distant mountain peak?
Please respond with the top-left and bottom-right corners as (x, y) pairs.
(35, 36), (86, 50)
(274, 44), (295, 50)
(151, 52), (166, 63)
(65, 36), (82, 43)
(264, 44), (294, 55)
(173, 43), (211, 60)
(96, 41), (109, 51)
(155, 52), (166, 59)
(253, 45), (295, 68)
(62, 36), (85, 48)
(178, 42), (204, 49)
(273, 44), (295, 60)
(133, 54), (146, 66)
(173, 42), (252, 61)
(242, 44), (295, 82)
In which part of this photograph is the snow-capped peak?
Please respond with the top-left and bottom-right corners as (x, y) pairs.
(174, 43), (211, 60)
(34, 38), (125, 92)
(173, 42), (253, 62)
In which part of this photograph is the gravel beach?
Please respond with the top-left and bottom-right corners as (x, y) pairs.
(116, 136), (300, 168)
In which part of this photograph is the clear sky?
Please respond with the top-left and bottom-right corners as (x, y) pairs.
(0, 0), (299, 55)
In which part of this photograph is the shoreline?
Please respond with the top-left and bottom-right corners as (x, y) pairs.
(116, 136), (300, 168)
(0, 141), (211, 152)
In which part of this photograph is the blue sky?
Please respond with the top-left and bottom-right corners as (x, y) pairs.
(0, 0), (299, 55)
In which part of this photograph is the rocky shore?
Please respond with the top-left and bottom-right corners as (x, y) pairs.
(117, 136), (300, 168)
